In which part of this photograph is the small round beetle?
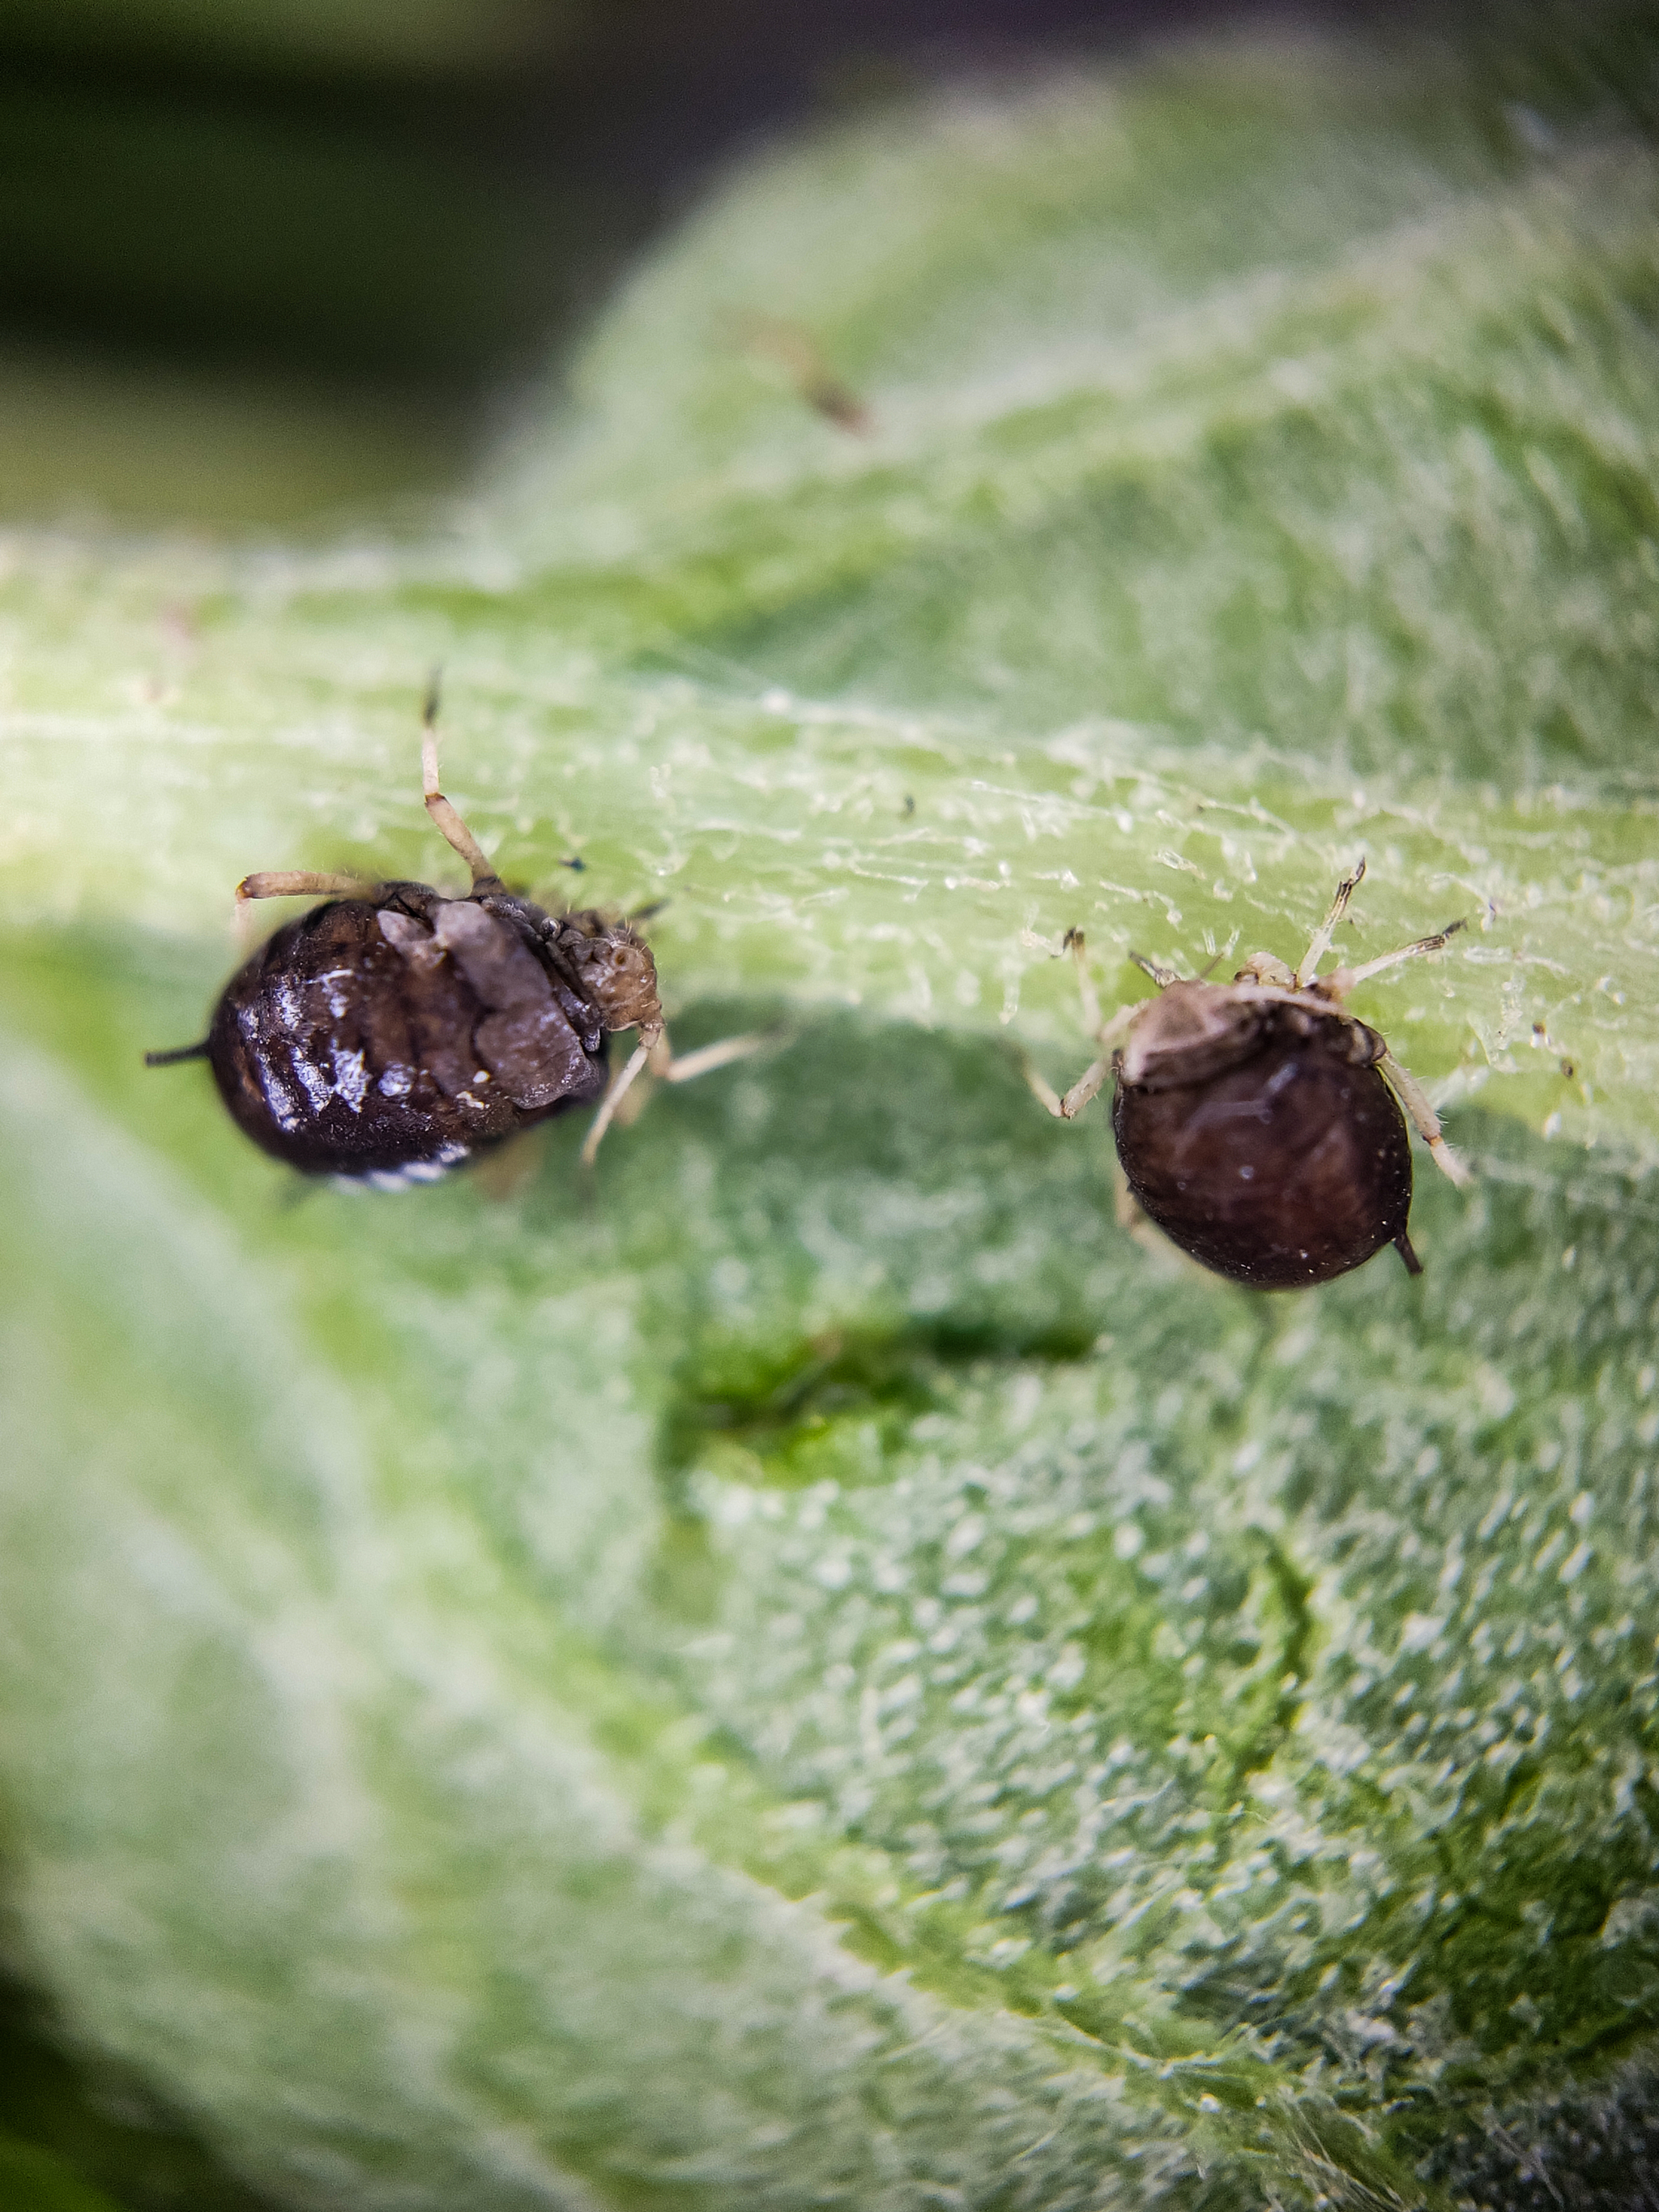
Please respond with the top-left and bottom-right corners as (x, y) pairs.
(1027, 865), (1471, 1288)
(147, 681), (761, 1185)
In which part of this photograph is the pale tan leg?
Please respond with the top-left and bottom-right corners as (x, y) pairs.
(237, 870), (376, 902)
(655, 1032), (774, 1085)
(235, 869), (377, 946)
(581, 1025), (785, 1168)
(421, 671), (504, 893)
(1025, 1056), (1094, 1120)
(1327, 917), (1466, 992)
(607, 1073), (655, 1134)
(1051, 1057), (1111, 1121)
(1380, 1049), (1473, 1187)
(600, 1030), (768, 1140)
(1025, 1000), (1141, 1121)
(1296, 860), (1366, 987)
(1062, 929), (1102, 1036)
(580, 1036), (655, 1168)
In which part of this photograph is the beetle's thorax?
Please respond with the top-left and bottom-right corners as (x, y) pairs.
(1119, 972), (1387, 1094)
(1117, 980), (1272, 1091)
(453, 890), (661, 1039)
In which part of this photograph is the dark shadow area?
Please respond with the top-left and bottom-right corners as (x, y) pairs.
(1429, 2062), (1659, 2211)
(0, 0), (1569, 524)
(660, 1314), (1101, 1492)
(0, 1961), (276, 2212)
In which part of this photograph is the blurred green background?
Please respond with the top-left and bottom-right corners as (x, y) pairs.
(0, 0), (1164, 528)
(3, 0), (1649, 529)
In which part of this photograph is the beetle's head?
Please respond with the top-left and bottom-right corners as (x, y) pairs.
(563, 919), (663, 1038)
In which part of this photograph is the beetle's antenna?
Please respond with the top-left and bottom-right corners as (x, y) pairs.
(1296, 860), (1366, 987)
(421, 670), (504, 894)
(144, 1040), (210, 1067)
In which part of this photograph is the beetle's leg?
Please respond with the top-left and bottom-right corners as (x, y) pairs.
(582, 1024), (786, 1168)
(1024, 942), (1145, 1120)
(237, 871), (376, 901)
(1380, 1049), (1473, 1187)
(1060, 1034), (1123, 1118)
(421, 672), (506, 895)
(1062, 929), (1162, 1047)
(1295, 860), (1367, 987)
(1024, 1001), (1141, 1121)
(1327, 916), (1467, 993)
(1061, 928), (1103, 1036)
(651, 1030), (776, 1086)
(234, 869), (379, 950)
(580, 1035), (656, 1168)
(1023, 1057), (1084, 1119)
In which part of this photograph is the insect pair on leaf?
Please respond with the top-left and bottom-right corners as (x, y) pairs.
(151, 689), (1471, 1287)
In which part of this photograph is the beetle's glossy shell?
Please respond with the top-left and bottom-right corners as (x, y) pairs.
(207, 883), (610, 1180)
(1112, 1001), (1413, 1288)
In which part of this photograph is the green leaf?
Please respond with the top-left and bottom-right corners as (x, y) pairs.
(4, 20), (1659, 2210)
(0, 2134), (124, 2212)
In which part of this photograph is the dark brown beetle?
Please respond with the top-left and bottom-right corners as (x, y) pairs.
(147, 683), (759, 1185)
(1026, 864), (1471, 1287)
